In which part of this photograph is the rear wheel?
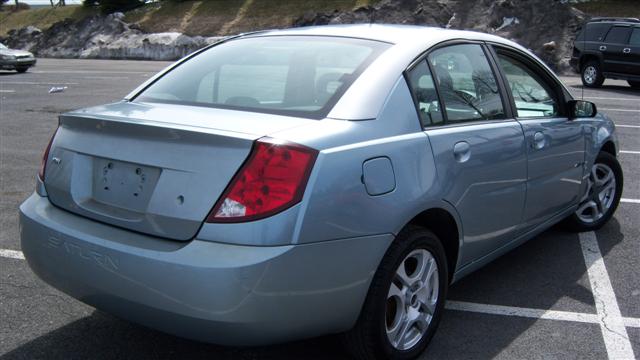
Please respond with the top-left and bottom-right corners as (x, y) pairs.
(565, 152), (623, 231)
(344, 226), (448, 360)
(581, 61), (604, 88)
(628, 80), (640, 89)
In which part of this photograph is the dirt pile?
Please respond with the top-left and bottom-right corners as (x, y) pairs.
(294, 0), (587, 73)
(1, 12), (221, 60)
(1, 0), (586, 71)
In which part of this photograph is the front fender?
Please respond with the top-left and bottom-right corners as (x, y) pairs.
(585, 113), (617, 163)
(580, 112), (618, 188)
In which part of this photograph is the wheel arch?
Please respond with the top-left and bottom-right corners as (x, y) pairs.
(579, 52), (603, 70)
(405, 207), (462, 283)
(601, 140), (617, 157)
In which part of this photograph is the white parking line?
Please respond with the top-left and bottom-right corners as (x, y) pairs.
(620, 150), (640, 154)
(446, 301), (599, 324)
(83, 76), (131, 80)
(0, 89), (15, 93)
(599, 108), (640, 113)
(568, 93), (640, 101)
(32, 70), (153, 74)
(621, 198), (640, 204)
(579, 231), (634, 359)
(584, 96), (640, 101)
(446, 301), (640, 328)
(0, 81), (80, 85)
(0, 249), (25, 260)
(616, 125), (640, 129)
(626, 317), (640, 328)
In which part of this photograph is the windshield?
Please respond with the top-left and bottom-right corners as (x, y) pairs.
(0, 43), (7, 50)
(135, 36), (390, 119)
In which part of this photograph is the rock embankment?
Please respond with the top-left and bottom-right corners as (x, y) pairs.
(1, 0), (586, 71)
(294, 0), (587, 73)
(1, 13), (221, 61)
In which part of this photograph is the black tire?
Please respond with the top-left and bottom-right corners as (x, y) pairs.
(581, 60), (604, 88)
(16, 67), (28, 73)
(344, 226), (448, 360)
(628, 80), (640, 89)
(565, 151), (623, 232)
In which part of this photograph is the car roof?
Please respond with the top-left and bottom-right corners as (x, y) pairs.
(587, 21), (640, 27)
(247, 24), (519, 48)
(586, 17), (640, 26)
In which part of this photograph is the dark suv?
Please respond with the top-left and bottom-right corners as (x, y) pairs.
(570, 17), (640, 88)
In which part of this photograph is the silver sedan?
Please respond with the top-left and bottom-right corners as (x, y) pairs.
(20, 25), (622, 359)
(0, 42), (36, 73)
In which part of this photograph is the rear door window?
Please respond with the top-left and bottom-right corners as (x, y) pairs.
(604, 26), (631, 44)
(427, 44), (505, 123)
(136, 36), (389, 119)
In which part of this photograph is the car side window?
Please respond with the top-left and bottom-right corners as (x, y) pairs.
(629, 28), (640, 45)
(604, 26), (631, 44)
(497, 54), (559, 118)
(581, 23), (612, 42)
(428, 44), (505, 123)
(405, 60), (443, 127)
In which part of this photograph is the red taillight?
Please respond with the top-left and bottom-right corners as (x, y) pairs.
(207, 137), (318, 223)
(38, 128), (58, 181)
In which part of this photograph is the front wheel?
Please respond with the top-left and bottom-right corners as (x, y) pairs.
(628, 80), (640, 89)
(16, 67), (29, 73)
(565, 152), (623, 231)
(344, 226), (448, 360)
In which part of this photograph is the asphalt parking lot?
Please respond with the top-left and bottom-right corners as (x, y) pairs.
(1, 59), (638, 359)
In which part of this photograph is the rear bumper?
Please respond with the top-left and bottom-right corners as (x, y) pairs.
(19, 193), (392, 345)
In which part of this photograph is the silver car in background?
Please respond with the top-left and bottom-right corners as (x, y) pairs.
(0, 42), (36, 73)
(20, 25), (623, 359)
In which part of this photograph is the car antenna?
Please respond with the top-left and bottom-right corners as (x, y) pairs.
(581, 19), (586, 101)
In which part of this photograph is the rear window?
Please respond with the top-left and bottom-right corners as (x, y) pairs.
(135, 36), (390, 119)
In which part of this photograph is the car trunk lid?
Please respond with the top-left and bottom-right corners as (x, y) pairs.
(44, 101), (313, 240)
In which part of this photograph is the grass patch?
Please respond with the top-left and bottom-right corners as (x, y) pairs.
(574, 0), (640, 18)
(0, 5), (97, 36)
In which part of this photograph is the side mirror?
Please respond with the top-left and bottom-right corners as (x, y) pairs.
(568, 100), (597, 119)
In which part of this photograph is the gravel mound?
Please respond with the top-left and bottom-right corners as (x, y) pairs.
(1, 1), (586, 71)
(294, 0), (587, 73)
(1, 13), (221, 61)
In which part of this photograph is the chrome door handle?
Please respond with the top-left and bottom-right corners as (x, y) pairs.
(453, 141), (471, 163)
(533, 132), (545, 150)
(599, 45), (607, 51)
(623, 48), (631, 54)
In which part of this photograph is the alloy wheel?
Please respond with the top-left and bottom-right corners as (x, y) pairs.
(583, 66), (597, 84)
(576, 163), (616, 224)
(385, 249), (439, 351)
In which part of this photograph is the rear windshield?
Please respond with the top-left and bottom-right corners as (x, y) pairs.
(135, 36), (390, 119)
